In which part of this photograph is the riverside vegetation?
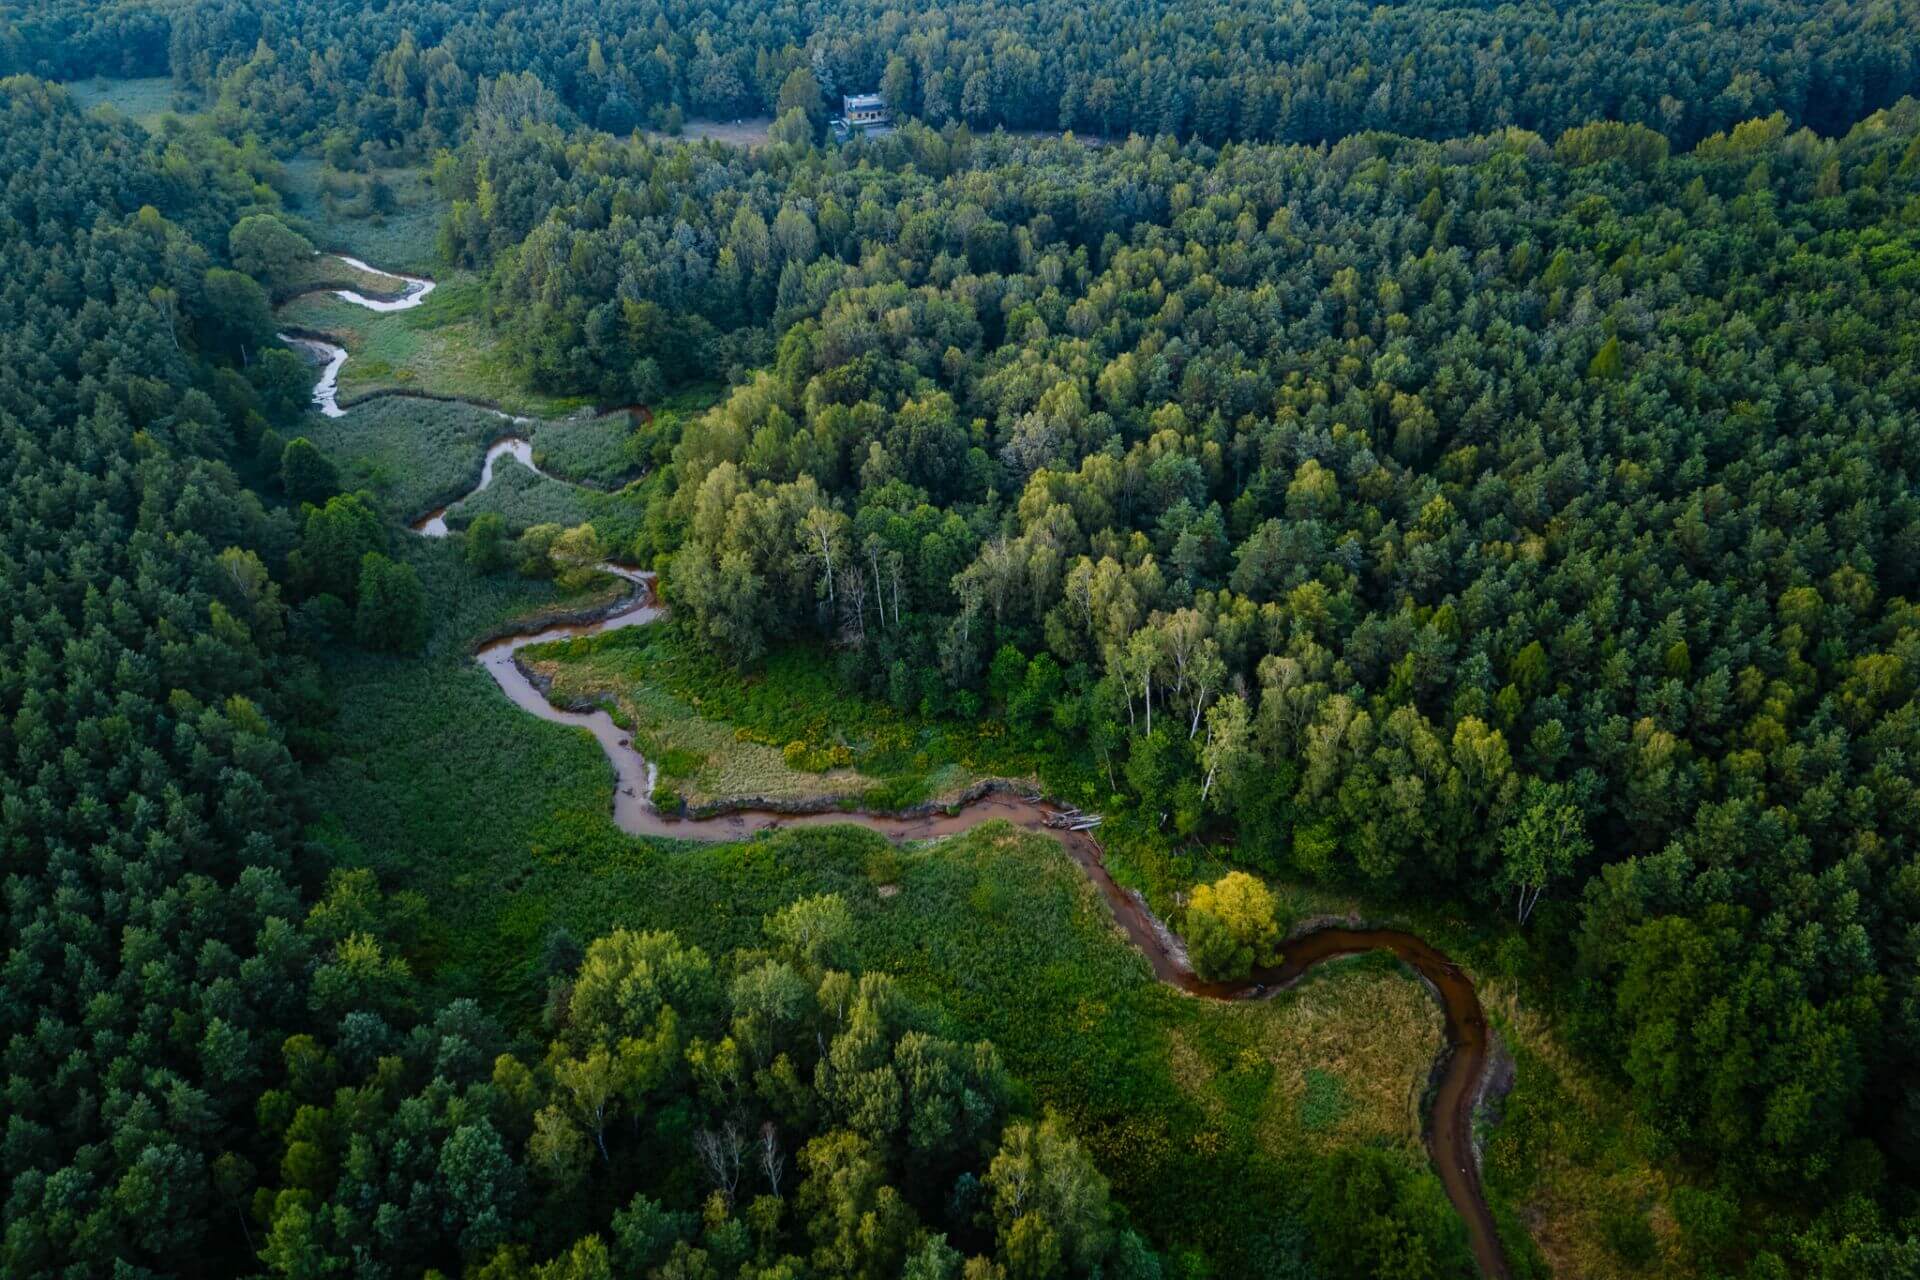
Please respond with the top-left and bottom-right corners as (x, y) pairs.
(3, 3), (1920, 1278)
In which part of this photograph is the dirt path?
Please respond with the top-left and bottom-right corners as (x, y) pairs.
(476, 569), (1511, 1278)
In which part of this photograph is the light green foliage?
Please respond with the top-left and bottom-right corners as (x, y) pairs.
(549, 523), (608, 592)
(764, 893), (854, 970)
(986, 1113), (1118, 1275)
(1497, 779), (1589, 924)
(1184, 872), (1283, 982)
(230, 213), (315, 287)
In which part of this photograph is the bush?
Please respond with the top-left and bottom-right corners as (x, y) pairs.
(516, 523), (563, 577)
(781, 740), (850, 772)
(465, 512), (508, 572)
(354, 552), (429, 653)
(865, 846), (902, 888)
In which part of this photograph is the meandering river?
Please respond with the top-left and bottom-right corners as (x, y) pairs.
(478, 569), (1510, 1279)
(277, 259), (545, 516)
(275, 254), (451, 417)
(297, 255), (1511, 1278)
(327, 254), (436, 311)
(280, 334), (350, 416)
(413, 438), (549, 536)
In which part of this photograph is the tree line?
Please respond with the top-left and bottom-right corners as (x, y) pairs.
(6, 0), (1917, 151)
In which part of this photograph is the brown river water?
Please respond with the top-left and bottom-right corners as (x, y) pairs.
(476, 568), (1510, 1278)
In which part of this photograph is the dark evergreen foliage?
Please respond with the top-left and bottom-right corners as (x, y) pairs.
(7, 0), (1918, 148)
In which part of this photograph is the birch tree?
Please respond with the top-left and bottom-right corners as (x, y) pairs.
(798, 504), (847, 608)
(1497, 779), (1589, 924)
(1199, 693), (1253, 808)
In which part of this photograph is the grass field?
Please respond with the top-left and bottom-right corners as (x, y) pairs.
(293, 397), (522, 523)
(278, 276), (587, 418)
(520, 637), (898, 810)
(526, 617), (1107, 813)
(441, 452), (598, 531)
(293, 394), (653, 543)
(278, 156), (445, 275)
(279, 252), (410, 299)
(62, 76), (198, 130)
(525, 412), (638, 489)
(645, 116), (775, 147)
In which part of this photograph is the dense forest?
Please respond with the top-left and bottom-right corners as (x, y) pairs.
(6, 0), (1920, 1275)
(458, 98), (1920, 1201)
(5, 0), (1919, 148)
(0, 78), (1156, 1280)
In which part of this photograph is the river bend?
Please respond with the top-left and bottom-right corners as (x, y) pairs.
(476, 569), (1510, 1279)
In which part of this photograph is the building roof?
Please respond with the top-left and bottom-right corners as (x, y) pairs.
(843, 93), (887, 111)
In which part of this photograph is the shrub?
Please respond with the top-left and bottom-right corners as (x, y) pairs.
(781, 740), (850, 772)
(865, 846), (902, 887)
(353, 553), (429, 653)
(465, 512), (508, 572)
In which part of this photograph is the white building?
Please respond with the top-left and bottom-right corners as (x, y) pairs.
(832, 93), (892, 141)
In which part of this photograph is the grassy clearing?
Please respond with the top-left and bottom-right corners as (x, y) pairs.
(278, 156), (445, 274)
(1249, 955), (1441, 1159)
(645, 117), (774, 147)
(521, 640), (893, 809)
(526, 413), (638, 488)
(529, 618), (1107, 812)
(295, 396), (511, 522)
(62, 76), (197, 129)
(291, 394), (653, 538)
(443, 455), (595, 532)
(279, 252), (409, 298)
(293, 395), (651, 549)
(278, 275), (586, 418)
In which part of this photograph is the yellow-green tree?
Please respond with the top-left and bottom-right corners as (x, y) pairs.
(1185, 872), (1283, 981)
